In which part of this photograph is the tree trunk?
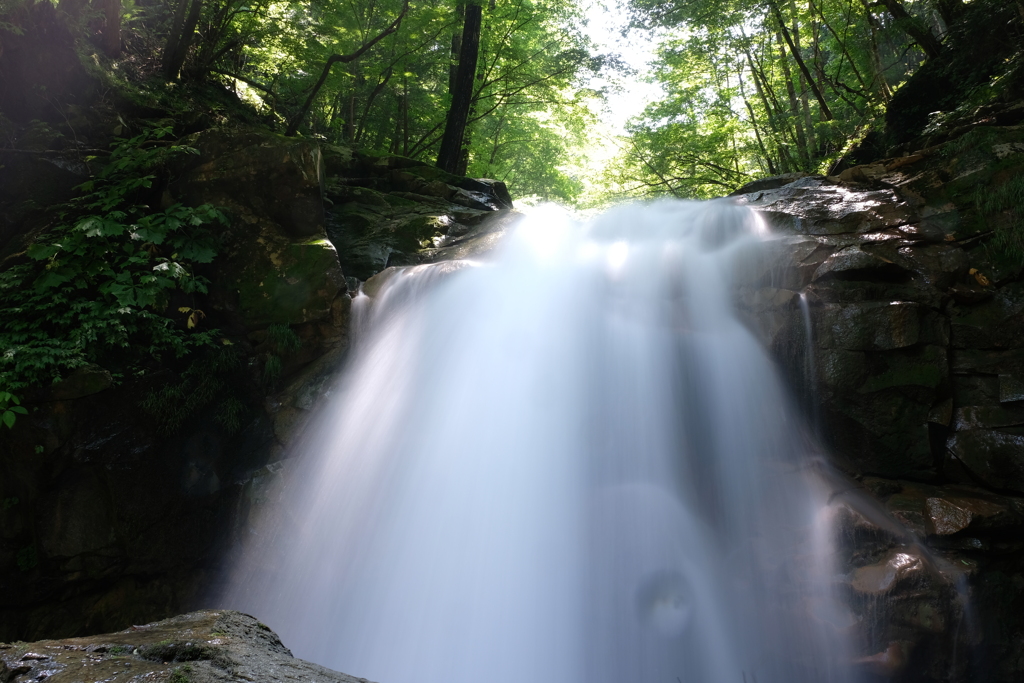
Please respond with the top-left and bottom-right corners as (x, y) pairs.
(744, 42), (796, 172)
(161, 0), (190, 79)
(769, 0), (833, 120)
(777, 31), (810, 170)
(437, 2), (482, 174)
(932, 0), (966, 29)
(876, 0), (943, 59)
(284, 1), (408, 137)
(809, 0), (868, 90)
(102, 0), (120, 57)
(162, 0), (204, 80)
(449, 2), (465, 96)
(860, 1), (893, 101)
(788, 5), (819, 156)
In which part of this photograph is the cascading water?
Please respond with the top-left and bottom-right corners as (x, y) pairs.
(225, 201), (861, 683)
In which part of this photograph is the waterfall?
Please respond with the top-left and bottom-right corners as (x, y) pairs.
(224, 200), (860, 683)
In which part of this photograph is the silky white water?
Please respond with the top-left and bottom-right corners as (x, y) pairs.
(225, 201), (859, 683)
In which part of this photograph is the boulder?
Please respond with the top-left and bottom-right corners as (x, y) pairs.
(0, 610), (367, 683)
(175, 129), (347, 332)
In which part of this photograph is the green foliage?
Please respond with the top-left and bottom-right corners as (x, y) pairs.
(981, 173), (1024, 260)
(264, 323), (301, 354)
(939, 127), (1000, 158)
(16, 544), (37, 572)
(614, 0), (928, 198)
(199, 0), (601, 201)
(0, 126), (227, 394)
(0, 391), (28, 429)
(260, 323), (301, 389)
(141, 345), (250, 435)
(168, 664), (194, 683)
(262, 354), (283, 387)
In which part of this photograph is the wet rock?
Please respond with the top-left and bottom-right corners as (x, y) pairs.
(815, 302), (944, 351)
(851, 549), (924, 594)
(738, 177), (916, 235)
(924, 497), (974, 535)
(950, 282), (1024, 350)
(949, 430), (1024, 493)
(0, 611), (368, 683)
(175, 130), (347, 331)
(729, 171), (811, 195)
(953, 404), (1024, 431)
(38, 469), (116, 559)
(874, 480), (1022, 537)
(854, 641), (910, 677)
(812, 245), (907, 281)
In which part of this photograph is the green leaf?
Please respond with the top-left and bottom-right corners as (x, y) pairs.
(26, 243), (61, 260)
(34, 271), (71, 290)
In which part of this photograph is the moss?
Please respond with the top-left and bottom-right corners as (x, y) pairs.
(233, 235), (343, 327)
(393, 214), (448, 251)
(981, 173), (1024, 260)
(404, 165), (463, 187)
(139, 641), (214, 663)
(941, 127), (1001, 160)
(168, 664), (193, 683)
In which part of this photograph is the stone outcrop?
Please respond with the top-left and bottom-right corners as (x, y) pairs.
(320, 144), (512, 279)
(734, 118), (1024, 682)
(0, 610), (367, 683)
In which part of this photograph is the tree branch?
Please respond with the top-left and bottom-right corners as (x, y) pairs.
(285, 0), (409, 136)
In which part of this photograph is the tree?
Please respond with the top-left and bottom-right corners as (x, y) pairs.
(101, 0), (120, 57)
(618, 0), (928, 193)
(437, 1), (482, 173)
(285, 0), (410, 136)
(162, 0), (206, 80)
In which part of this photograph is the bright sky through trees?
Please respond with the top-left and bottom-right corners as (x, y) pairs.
(581, 0), (661, 132)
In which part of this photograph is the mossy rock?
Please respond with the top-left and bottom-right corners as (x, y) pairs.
(858, 345), (947, 393)
(178, 129), (325, 239)
(321, 144), (357, 175)
(230, 237), (345, 328)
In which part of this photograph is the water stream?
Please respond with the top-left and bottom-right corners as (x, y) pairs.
(225, 201), (860, 683)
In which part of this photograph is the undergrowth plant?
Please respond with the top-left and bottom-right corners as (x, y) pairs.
(141, 344), (250, 435)
(0, 124), (227, 393)
(0, 391), (27, 429)
(982, 173), (1024, 260)
(261, 323), (302, 389)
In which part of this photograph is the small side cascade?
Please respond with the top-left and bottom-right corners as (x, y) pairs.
(224, 200), (864, 683)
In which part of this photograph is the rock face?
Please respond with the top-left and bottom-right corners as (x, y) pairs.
(320, 144), (513, 279)
(734, 119), (1024, 682)
(0, 127), (512, 642)
(0, 610), (368, 683)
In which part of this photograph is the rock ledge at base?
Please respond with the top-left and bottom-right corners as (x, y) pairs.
(0, 610), (368, 683)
